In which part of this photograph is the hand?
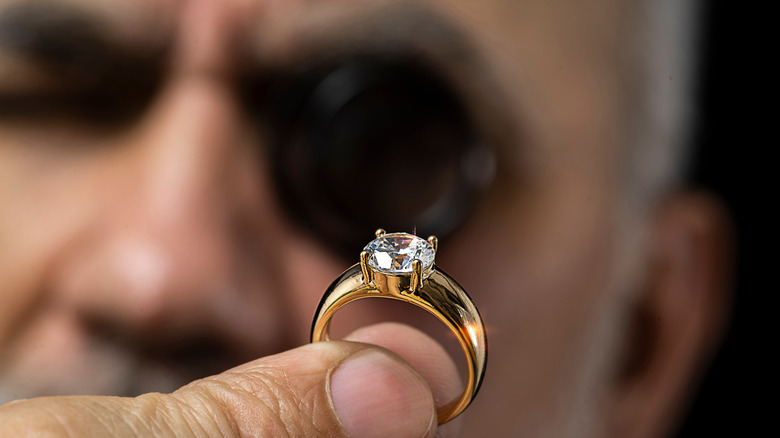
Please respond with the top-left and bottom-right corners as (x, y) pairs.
(0, 323), (461, 437)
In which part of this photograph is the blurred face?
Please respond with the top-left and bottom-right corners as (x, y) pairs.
(1, 0), (647, 435)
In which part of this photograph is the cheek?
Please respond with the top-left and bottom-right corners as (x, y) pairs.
(437, 171), (619, 429)
(0, 131), (108, 344)
(444, 174), (616, 320)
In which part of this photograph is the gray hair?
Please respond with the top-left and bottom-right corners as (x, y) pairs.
(622, 0), (701, 205)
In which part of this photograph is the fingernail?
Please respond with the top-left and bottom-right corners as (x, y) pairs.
(330, 350), (436, 438)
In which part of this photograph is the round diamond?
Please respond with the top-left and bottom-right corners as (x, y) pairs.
(364, 232), (435, 274)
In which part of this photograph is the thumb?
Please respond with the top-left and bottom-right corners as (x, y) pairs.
(0, 341), (437, 437)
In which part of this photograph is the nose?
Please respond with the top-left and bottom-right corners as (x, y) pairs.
(55, 74), (292, 351)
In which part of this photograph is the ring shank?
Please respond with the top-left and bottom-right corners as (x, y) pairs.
(311, 264), (487, 424)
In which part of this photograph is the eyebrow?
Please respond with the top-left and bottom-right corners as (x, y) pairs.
(0, 1), (170, 121)
(247, 2), (522, 171)
(250, 3), (484, 78)
(0, 1), (169, 86)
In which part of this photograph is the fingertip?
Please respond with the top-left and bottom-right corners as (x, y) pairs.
(345, 322), (464, 436)
(345, 322), (463, 407)
(330, 349), (436, 438)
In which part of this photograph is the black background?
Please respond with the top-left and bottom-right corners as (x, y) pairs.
(676, 1), (768, 436)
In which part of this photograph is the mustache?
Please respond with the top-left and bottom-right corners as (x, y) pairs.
(84, 318), (254, 396)
(0, 324), (253, 403)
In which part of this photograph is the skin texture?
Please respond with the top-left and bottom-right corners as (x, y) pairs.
(0, 0), (730, 437)
(0, 323), (446, 437)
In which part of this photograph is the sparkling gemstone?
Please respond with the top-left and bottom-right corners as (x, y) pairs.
(364, 232), (435, 274)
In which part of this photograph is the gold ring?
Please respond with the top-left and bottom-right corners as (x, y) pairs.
(311, 229), (488, 424)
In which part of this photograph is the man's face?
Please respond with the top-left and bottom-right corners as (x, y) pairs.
(1, 0), (647, 435)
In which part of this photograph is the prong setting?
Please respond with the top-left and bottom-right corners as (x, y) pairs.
(363, 231), (436, 295)
(410, 259), (422, 294)
(375, 228), (386, 238)
(360, 250), (372, 284)
(427, 235), (438, 253)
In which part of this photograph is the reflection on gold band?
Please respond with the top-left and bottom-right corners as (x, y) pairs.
(311, 245), (488, 424)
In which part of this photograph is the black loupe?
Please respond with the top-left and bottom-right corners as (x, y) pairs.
(263, 56), (493, 254)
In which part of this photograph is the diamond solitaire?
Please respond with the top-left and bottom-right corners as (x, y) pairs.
(363, 232), (436, 274)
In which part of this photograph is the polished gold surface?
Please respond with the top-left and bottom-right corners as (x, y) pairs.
(311, 234), (488, 424)
(375, 228), (386, 238)
(410, 259), (422, 294)
(359, 250), (372, 284)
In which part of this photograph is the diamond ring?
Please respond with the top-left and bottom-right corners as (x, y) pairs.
(311, 229), (488, 424)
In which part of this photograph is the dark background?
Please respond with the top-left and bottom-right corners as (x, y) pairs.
(677, 1), (766, 436)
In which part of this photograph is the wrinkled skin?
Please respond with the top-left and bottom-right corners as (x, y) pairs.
(0, 0), (729, 437)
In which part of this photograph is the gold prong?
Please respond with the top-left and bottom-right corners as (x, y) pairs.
(410, 259), (422, 294)
(375, 228), (386, 238)
(427, 235), (438, 253)
(360, 251), (372, 284)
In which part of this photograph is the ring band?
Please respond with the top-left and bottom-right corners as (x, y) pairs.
(311, 229), (488, 424)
